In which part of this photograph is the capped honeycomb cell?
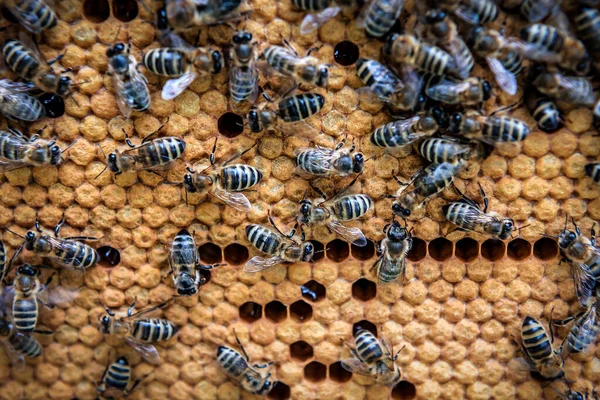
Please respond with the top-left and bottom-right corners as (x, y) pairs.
(290, 300), (313, 322)
(265, 301), (287, 322)
(507, 239), (532, 261)
(239, 302), (262, 323)
(304, 361), (327, 382)
(326, 239), (350, 262)
(429, 238), (453, 261)
(481, 240), (506, 261)
(198, 242), (222, 264)
(352, 278), (377, 301)
(351, 240), (375, 261)
(290, 341), (313, 362)
(533, 238), (559, 260)
(455, 238), (479, 262)
(301, 280), (326, 302)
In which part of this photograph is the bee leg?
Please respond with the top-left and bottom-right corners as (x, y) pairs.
(477, 182), (489, 213)
(46, 53), (65, 66)
(53, 215), (66, 238)
(571, 217), (580, 236)
(124, 373), (150, 397)
(233, 328), (250, 362)
(253, 361), (275, 369)
(306, 45), (323, 57)
(591, 223), (597, 247)
(282, 38), (299, 57)
(37, 298), (54, 309)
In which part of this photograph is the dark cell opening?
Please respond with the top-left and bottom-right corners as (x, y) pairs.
(97, 246), (120, 267)
(507, 238), (532, 261)
(352, 320), (377, 337)
(407, 238), (427, 261)
(455, 238), (479, 262)
(265, 301), (287, 323)
(268, 382), (290, 400)
(533, 237), (558, 260)
(428, 238), (453, 261)
(352, 278), (377, 301)
(304, 361), (327, 382)
(301, 280), (326, 302)
(290, 340), (313, 362)
(83, 0), (110, 23)
(326, 239), (349, 262)
(1, 7), (19, 23)
(239, 302), (262, 323)
(351, 239), (375, 261)
(391, 381), (417, 400)
(290, 300), (312, 322)
(199, 269), (211, 285)
(334, 41), (359, 66)
(112, 0), (138, 22)
(223, 243), (248, 265)
(39, 93), (65, 118)
(481, 239), (506, 261)
(310, 240), (325, 262)
(329, 361), (352, 383)
(198, 242), (222, 264)
(218, 112), (244, 138)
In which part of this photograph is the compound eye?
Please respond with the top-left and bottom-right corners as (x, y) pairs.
(108, 153), (117, 161)
(233, 34), (241, 43)
(26, 231), (35, 240)
(51, 145), (61, 155)
(244, 32), (252, 41)
(569, 232), (576, 240)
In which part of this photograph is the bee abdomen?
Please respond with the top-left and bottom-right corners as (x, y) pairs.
(416, 44), (454, 76)
(132, 318), (178, 342)
(142, 48), (186, 77)
(356, 58), (400, 100)
(264, 46), (296, 75)
(221, 165), (263, 191)
(245, 225), (281, 255)
(528, 94), (561, 132)
(106, 361), (131, 390)
(575, 8), (600, 50)
(500, 50), (523, 75)
(172, 230), (195, 265)
(522, 316), (552, 359)
(365, 0), (403, 38)
(469, 0), (497, 23)
(217, 346), (248, 378)
(16, 93), (45, 121)
(334, 195), (373, 221)
(13, 298), (38, 332)
(418, 138), (470, 163)
(521, 24), (563, 52)
(58, 241), (99, 270)
(585, 163), (600, 183)
(9, 332), (42, 358)
(355, 328), (383, 363)
(296, 149), (329, 175)
(122, 80), (151, 112)
(482, 117), (530, 143)
(443, 202), (478, 231)
(279, 93), (324, 122)
(230, 70), (257, 103)
(2, 40), (39, 80)
(292, 0), (330, 11)
(139, 137), (186, 167)
(0, 132), (26, 160)
(14, 0), (57, 30)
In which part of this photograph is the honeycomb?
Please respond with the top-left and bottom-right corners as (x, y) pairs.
(0, 0), (599, 399)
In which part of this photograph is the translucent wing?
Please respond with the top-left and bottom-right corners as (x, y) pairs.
(0, 92), (45, 122)
(115, 62), (150, 118)
(425, 79), (469, 104)
(42, 236), (97, 269)
(293, 147), (335, 174)
(243, 256), (285, 272)
(212, 186), (251, 211)
(162, 72), (197, 100)
(341, 358), (373, 375)
(570, 302), (600, 353)
(327, 220), (367, 247)
(521, 0), (556, 22)
(376, 255), (406, 284)
(126, 337), (161, 364)
(124, 140), (182, 171)
(570, 262), (596, 306)
(0, 79), (35, 92)
(383, 116), (423, 147)
(229, 66), (259, 104)
(7, 7), (43, 34)
(450, 39), (472, 80)
(486, 57), (517, 96)
(0, 339), (25, 368)
(300, 7), (341, 35)
(43, 285), (80, 308)
(454, 5), (480, 24)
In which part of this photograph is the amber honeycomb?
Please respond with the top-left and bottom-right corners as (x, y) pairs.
(0, 0), (599, 399)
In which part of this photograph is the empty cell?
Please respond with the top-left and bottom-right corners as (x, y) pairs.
(112, 0), (138, 22)
(268, 382), (290, 400)
(304, 361), (327, 382)
(83, 0), (110, 22)
(428, 238), (453, 261)
(351, 239), (375, 260)
(97, 246), (121, 267)
(224, 243), (249, 265)
(392, 380), (417, 400)
(301, 280), (326, 302)
(265, 301), (287, 323)
(198, 242), (222, 264)
(310, 240), (325, 262)
(507, 238), (532, 261)
(533, 237), (558, 260)
(407, 238), (427, 261)
(199, 269), (211, 285)
(326, 239), (349, 262)
(334, 41), (360, 66)
(290, 300), (313, 322)
(329, 361), (353, 383)
(353, 320), (377, 337)
(352, 278), (377, 301)
(290, 341), (313, 361)
(218, 112), (244, 138)
(481, 239), (506, 261)
(455, 238), (479, 262)
(239, 302), (262, 323)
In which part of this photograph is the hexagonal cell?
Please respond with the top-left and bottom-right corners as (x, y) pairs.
(218, 112), (245, 138)
(351, 240), (375, 260)
(533, 237), (559, 260)
(198, 242), (223, 264)
(290, 341), (313, 362)
(301, 280), (326, 302)
(353, 320), (377, 337)
(352, 278), (377, 301)
(239, 302), (262, 323)
(326, 239), (349, 262)
(310, 240), (325, 262)
(428, 238), (453, 261)
(507, 238), (532, 261)
(334, 41), (360, 66)
(112, 0), (138, 22)
(223, 243), (249, 265)
(304, 361), (327, 382)
(265, 301), (287, 323)
(97, 246), (121, 267)
(407, 238), (427, 261)
(268, 381), (291, 400)
(329, 361), (352, 383)
(83, 0), (110, 22)
(455, 238), (479, 262)
(290, 300), (312, 322)
(481, 239), (506, 261)
(392, 380), (417, 400)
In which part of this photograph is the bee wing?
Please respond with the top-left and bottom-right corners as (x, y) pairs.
(0, 92), (45, 121)
(449, 39), (472, 80)
(115, 65), (150, 118)
(229, 66), (259, 103)
(341, 358), (373, 375)
(162, 72), (197, 101)
(486, 57), (517, 96)
(0, 338), (25, 368)
(377, 256), (406, 285)
(5, 6), (43, 34)
(326, 220), (367, 247)
(521, 0), (555, 22)
(126, 337), (161, 364)
(425, 79), (466, 103)
(42, 285), (80, 308)
(453, 5), (481, 25)
(0, 79), (35, 93)
(384, 116), (424, 147)
(300, 7), (341, 35)
(42, 236), (97, 269)
(243, 255), (285, 273)
(212, 186), (252, 211)
(293, 147), (334, 173)
(570, 262), (596, 306)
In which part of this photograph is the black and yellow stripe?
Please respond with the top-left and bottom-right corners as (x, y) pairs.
(138, 138), (186, 168)
(521, 24), (563, 53)
(53, 240), (99, 270)
(230, 69), (257, 103)
(356, 58), (400, 101)
(565, 300), (600, 353)
(13, 0), (57, 31)
(2, 39), (40, 81)
(0, 131), (26, 161)
(482, 117), (529, 143)
(354, 327), (383, 364)
(499, 48), (523, 76)
(442, 202), (480, 232)
(221, 165), (262, 192)
(13, 297), (38, 333)
(292, 0), (330, 10)
(132, 318), (178, 342)
(522, 316), (553, 361)
(278, 93), (324, 122)
(468, 0), (497, 23)
(575, 8), (600, 51)
(142, 48), (187, 77)
(365, 0), (403, 38)
(585, 163), (600, 184)
(413, 42), (454, 76)
(246, 225), (281, 255)
(264, 46), (298, 76)
(105, 357), (131, 391)
(418, 138), (471, 164)
(415, 160), (464, 198)
(9, 332), (42, 358)
(527, 91), (561, 133)
(333, 195), (373, 221)
(217, 346), (248, 378)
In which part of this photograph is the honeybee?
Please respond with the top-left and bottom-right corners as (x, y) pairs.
(530, 68), (596, 106)
(447, 111), (530, 145)
(217, 331), (274, 395)
(363, 0), (405, 38)
(392, 158), (467, 217)
(443, 184), (518, 240)
(384, 34), (457, 77)
(370, 107), (446, 149)
(525, 88), (562, 133)
(511, 0), (560, 22)
(0, 317), (46, 364)
(341, 327), (403, 385)
(372, 219), (412, 284)
(106, 43), (151, 118)
(96, 356), (148, 398)
(263, 43), (329, 88)
(244, 215), (314, 272)
(426, 77), (492, 106)
(0, 79), (45, 122)
(229, 30), (259, 105)
(166, 0), (246, 29)
(96, 135), (186, 178)
(295, 139), (364, 177)
(574, 8), (600, 62)
(155, 7), (194, 49)
(518, 316), (564, 380)
(436, 0), (498, 24)
(3, 0), (57, 33)
(553, 298), (600, 355)
(9, 264), (54, 333)
(0, 128), (66, 172)
(585, 163), (600, 184)
(169, 229), (223, 296)
(98, 300), (178, 364)
(296, 0), (356, 34)
(142, 46), (223, 100)
(417, 137), (474, 164)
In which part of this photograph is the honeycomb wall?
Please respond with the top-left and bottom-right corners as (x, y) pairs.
(0, 0), (598, 399)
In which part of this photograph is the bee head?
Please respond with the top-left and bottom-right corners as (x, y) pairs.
(481, 80), (492, 101)
(110, 54), (129, 75)
(499, 219), (515, 240)
(392, 203), (410, 217)
(558, 229), (578, 249)
(17, 264), (39, 277)
(466, 26), (484, 48)
(301, 241), (315, 262)
(183, 173), (196, 193)
(24, 231), (37, 249)
(211, 51), (223, 74)
(448, 112), (463, 134)
(107, 153), (120, 173)
(576, 52), (592, 75)
(106, 43), (126, 58)
(353, 152), (364, 173)
(299, 200), (312, 223)
(383, 34), (399, 56)
(57, 76), (72, 96)
(387, 220), (408, 241)
(247, 110), (262, 133)
(233, 31), (252, 44)
(50, 145), (61, 165)
(527, 63), (545, 83)
(176, 275), (198, 296)
(115, 356), (129, 366)
(156, 7), (169, 31)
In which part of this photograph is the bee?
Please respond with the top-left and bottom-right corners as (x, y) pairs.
(295, 139), (364, 177)
(520, 24), (591, 75)
(0, 128), (64, 172)
(2, 38), (72, 95)
(3, 0), (57, 33)
(392, 158), (467, 217)
(515, 0), (560, 22)
(370, 107), (446, 149)
(435, 0), (498, 24)
(296, 0), (356, 34)
(106, 43), (151, 118)
(585, 163), (600, 184)
(525, 88), (562, 133)
(384, 34), (457, 77)
(98, 300), (178, 364)
(426, 77), (492, 107)
(553, 387), (599, 400)
(244, 215), (314, 272)
(371, 219), (412, 284)
(10, 265), (54, 333)
(447, 111), (530, 145)
(169, 229), (223, 296)
(217, 331), (274, 395)
(142, 47), (223, 100)
(247, 93), (325, 135)
(518, 316), (564, 380)
(166, 0), (246, 29)
(96, 356), (148, 398)
(553, 298), (600, 355)
(0, 79), (45, 122)
(229, 30), (259, 105)
(0, 317), (47, 364)
(529, 68), (595, 107)
(417, 137), (474, 164)
(263, 43), (329, 88)
(363, 0), (405, 38)
(156, 7), (193, 49)
(574, 8), (600, 58)
(183, 139), (262, 211)
(341, 327), (403, 385)
(443, 184), (517, 240)
(96, 135), (186, 178)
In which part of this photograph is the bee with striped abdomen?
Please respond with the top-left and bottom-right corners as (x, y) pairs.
(518, 316), (564, 380)
(426, 77), (492, 107)
(341, 326), (403, 385)
(142, 46), (222, 100)
(372, 219), (412, 284)
(263, 42), (329, 89)
(169, 229), (223, 296)
(183, 139), (262, 211)
(296, 0), (356, 34)
(166, 0), (246, 29)
(574, 8), (600, 63)
(370, 107), (446, 149)
(530, 68), (595, 107)
(106, 43), (151, 118)
(417, 137), (474, 164)
(0, 128), (63, 172)
(3, 0), (57, 33)
(217, 331), (274, 395)
(0, 317), (48, 365)
(295, 138), (364, 177)
(585, 163), (600, 184)
(448, 110), (530, 145)
(436, 0), (498, 24)
(363, 0), (405, 38)
(229, 30), (259, 105)
(0, 79), (45, 122)
(10, 264), (54, 333)
(98, 299), (178, 364)
(384, 34), (457, 78)
(514, 0), (560, 22)
(553, 298), (600, 355)
(244, 215), (314, 272)
(525, 88), (562, 133)
(96, 356), (148, 398)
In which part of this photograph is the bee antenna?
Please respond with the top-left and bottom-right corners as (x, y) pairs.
(5, 229), (24, 239)
(516, 224), (530, 231)
(61, 138), (79, 154)
(94, 165), (109, 180)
